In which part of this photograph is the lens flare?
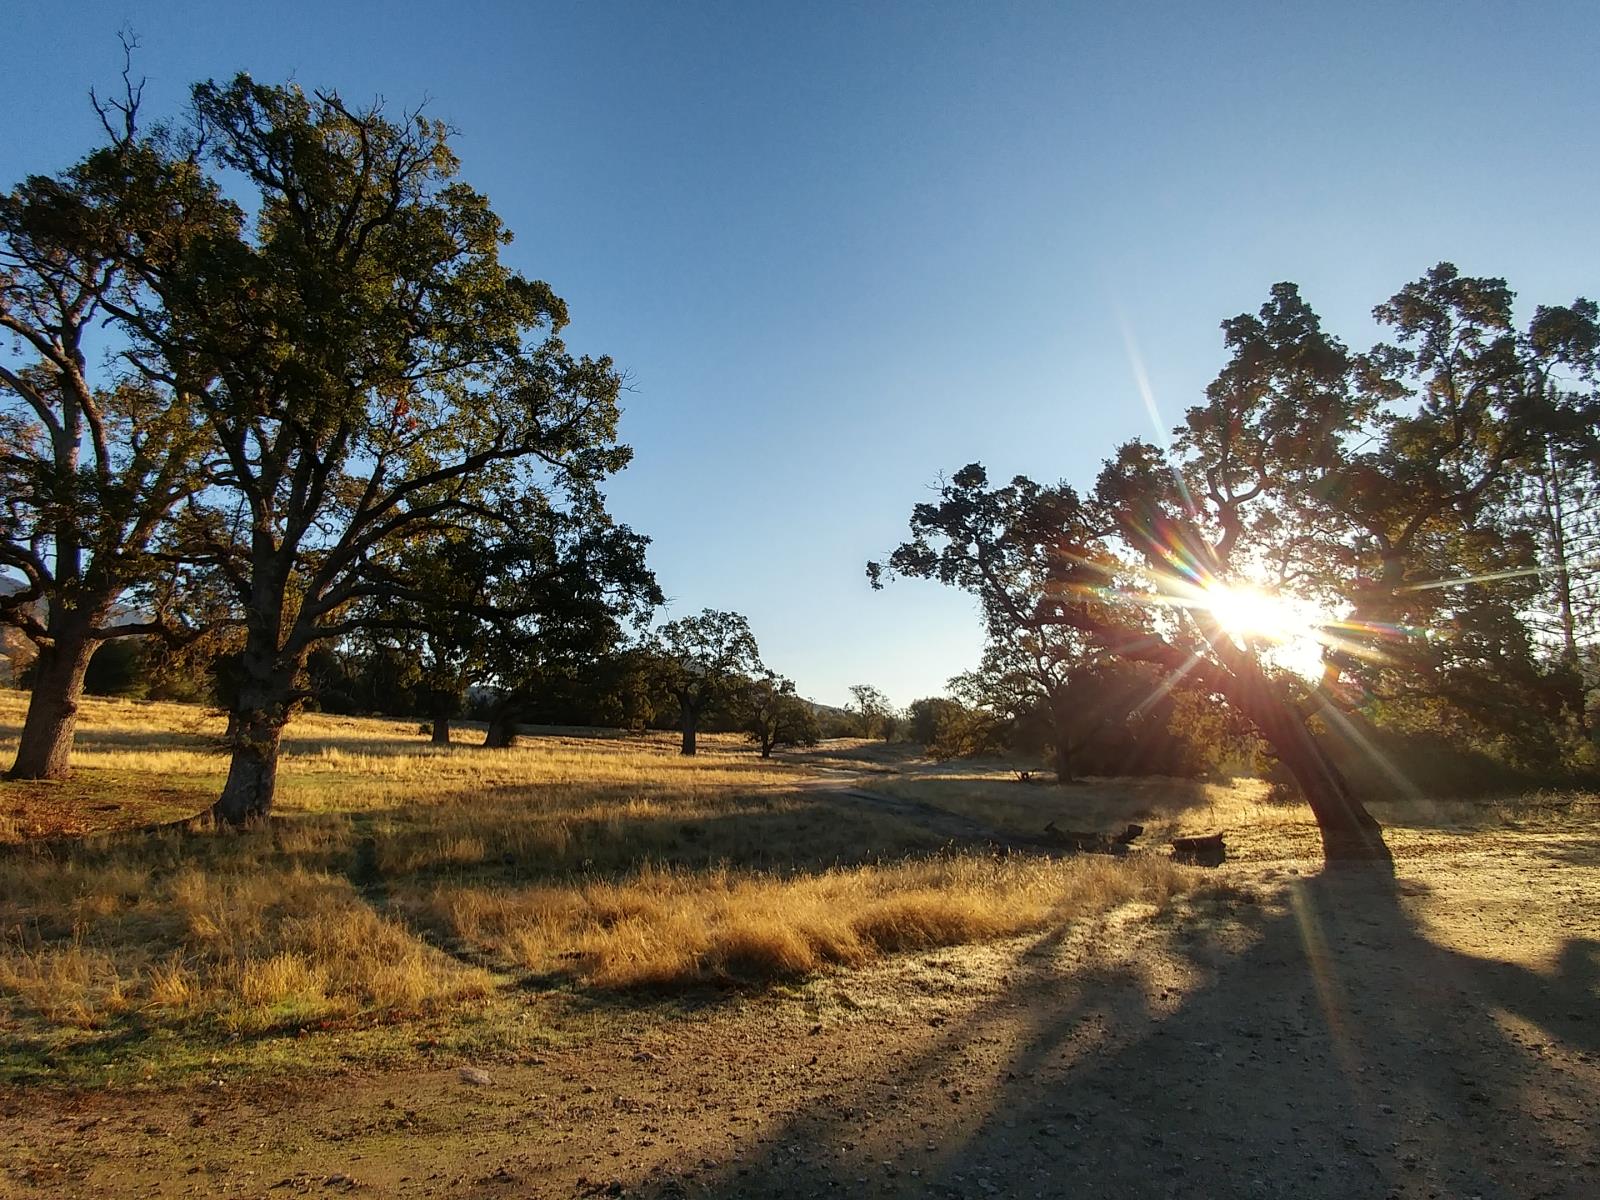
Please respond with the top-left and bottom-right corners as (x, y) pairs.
(1198, 582), (1307, 645)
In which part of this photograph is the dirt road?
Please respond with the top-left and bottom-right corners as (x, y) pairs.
(5, 819), (1597, 1199)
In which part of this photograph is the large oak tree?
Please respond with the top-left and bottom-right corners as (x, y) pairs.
(111, 77), (636, 823)
(876, 266), (1598, 862)
(652, 609), (763, 756)
(373, 504), (659, 748)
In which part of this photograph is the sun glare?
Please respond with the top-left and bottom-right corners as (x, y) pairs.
(1200, 582), (1306, 645)
(1182, 581), (1331, 678)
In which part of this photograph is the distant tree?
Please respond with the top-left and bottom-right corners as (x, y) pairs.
(652, 610), (763, 755)
(103, 77), (637, 823)
(344, 499), (658, 747)
(1515, 371), (1600, 737)
(741, 671), (820, 757)
(867, 467), (1115, 780)
(1, 66), (236, 779)
(847, 683), (894, 740)
(815, 706), (862, 740)
(82, 637), (146, 696)
(926, 679), (1012, 759)
(464, 515), (659, 748)
(906, 696), (965, 748)
(381, 531), (489, 743)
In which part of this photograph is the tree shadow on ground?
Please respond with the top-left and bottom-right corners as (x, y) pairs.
(627, 862), (1599, 1200)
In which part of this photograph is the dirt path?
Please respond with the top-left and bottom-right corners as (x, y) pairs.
(798, 767), (1035, 848)
(5, 817), (1597, 1200)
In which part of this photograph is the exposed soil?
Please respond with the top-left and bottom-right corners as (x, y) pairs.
(4, 811), (1597, 1199)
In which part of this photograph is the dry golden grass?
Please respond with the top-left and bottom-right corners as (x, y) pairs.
(428, 853), (1192, 989)
(0, 691), (1219, 1083)
(0, 691), (801, 833)
(0, 848), (491, 1036)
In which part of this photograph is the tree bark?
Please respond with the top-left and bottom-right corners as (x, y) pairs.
(426, 685), (458, 745)
(213, 709), (285, 826)
(1049, 694), (1075, 790)
(680, 704), (698, 756)
(1224, 668), (1389, 863)
(7, 623), (98, 780)
(212, 634), (298, 826)
(1051, 738), (1075, 785)
(482, 710), (517, 748)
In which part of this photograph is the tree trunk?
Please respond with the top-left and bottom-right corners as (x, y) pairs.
(1227, 671), (1389, 863)
(213, 711), (285, 826)
(212, 635), (298, 827)
(680, 704), (698, 756)
(7, 624), (98, 780)
(426, 685), (458, 745)
(1046, 689), (1077, 784)
(482, 702), (518, 748)
(1051, 739), (1075, 785)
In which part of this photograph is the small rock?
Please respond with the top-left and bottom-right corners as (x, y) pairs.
(458, 1067), (493, 1087)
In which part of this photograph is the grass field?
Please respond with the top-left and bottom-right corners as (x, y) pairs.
(0, 692), (1209, 1086)
(5, 693), (1599, 1200)
(872, 757), (1600, 863)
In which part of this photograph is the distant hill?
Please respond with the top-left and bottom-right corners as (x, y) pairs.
(1, 575), (31, 685)
(803, 697), (850, 722)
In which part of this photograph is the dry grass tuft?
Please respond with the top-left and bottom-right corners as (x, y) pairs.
(0, 846), (490, 1038)
(432, 854), (1191, 989)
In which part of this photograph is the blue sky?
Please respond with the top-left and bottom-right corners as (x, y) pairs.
(4, 1), (1597, 707)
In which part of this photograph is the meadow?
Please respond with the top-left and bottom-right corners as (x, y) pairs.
(0, 692), (1206, 1085)
(5, 693), (1599, 1200)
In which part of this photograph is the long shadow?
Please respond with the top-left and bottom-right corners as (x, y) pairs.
(847, 773), (1238, 835)
(625, 864), (1599, 1199)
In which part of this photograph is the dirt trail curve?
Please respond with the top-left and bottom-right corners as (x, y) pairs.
(797, 766), (1038, 849)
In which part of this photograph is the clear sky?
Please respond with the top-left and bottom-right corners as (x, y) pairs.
(4, 1), (1597, 707)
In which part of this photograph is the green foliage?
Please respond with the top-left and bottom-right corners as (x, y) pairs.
(846, 684), (896, 740)
(366, 507), (660, 732)
(876, 266), (1600, 830)
(739, 672), (820, 757)
(906, 696), (966, 748)
(1, 75), (241, 775)
(82, 638), (147, 697)
(49, 73), (650, 815)
(651, 610), (764, 752)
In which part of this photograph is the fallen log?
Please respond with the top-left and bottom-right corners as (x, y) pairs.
(1171, 832), (1226, 866)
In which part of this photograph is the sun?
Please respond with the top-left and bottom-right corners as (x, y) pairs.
(1138, 558), (1336, 678)
(1189, 581), (1331, 677)
(1200, 582), (1303, 644)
